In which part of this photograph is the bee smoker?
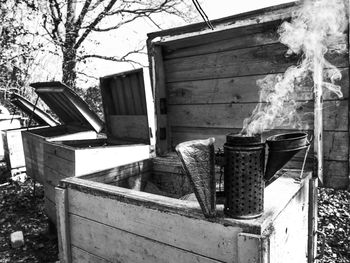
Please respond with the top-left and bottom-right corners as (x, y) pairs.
(223, 132), (310, 219)
(223, 134), (265, 219)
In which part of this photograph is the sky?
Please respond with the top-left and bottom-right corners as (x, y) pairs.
(79, 0), (297, 88)
(31, 0), (297, 88)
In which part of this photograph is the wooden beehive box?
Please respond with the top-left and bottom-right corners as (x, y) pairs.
(2, 94), (59, 175)
(146, 2), (349, 189)
(55, 3), (329, 262)
(43, 69), (154, 225)
(57, 161), (311, 263)
(0, 114), (21, 161)
(22, 82), (104, 184)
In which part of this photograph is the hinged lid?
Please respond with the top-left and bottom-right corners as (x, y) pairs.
(100, 69), (150, 145)
(30, 81), (104, 133)
(10, 93), (60, 127)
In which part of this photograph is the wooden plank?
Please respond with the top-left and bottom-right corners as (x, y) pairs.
(67, 188), (241, 262)
(307, 178), (318, 263)
(237, 233), (263, 263)
(56, 187), (72, 263)
(44, 197), (56, 225)
(44, 152), (75, 177)
(4, 129), (25, 169)
(171, 127), (348, 161)
(71, 246), (111, 263)
(324, 176), (350, 190)
(163, 25), (280, 59)
(109, 115), (149, 142)
(167, 68), (349, 104)
(151, 45), (170, 155)
(167, 100), (348, 131)
(74, 144), (150, 176)
(148, 3), (298, 44)
(45, 165), (70, 187)
(69, 214), (224, 263)
(164, 43), (348, 82)
(267, 177), (309, 263)
(81, 159), (152, 184)
(44, 141), (76, 162)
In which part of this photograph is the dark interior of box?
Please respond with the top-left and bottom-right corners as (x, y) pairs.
(82, 155), (223, 201)
(59, 138), (139, 148)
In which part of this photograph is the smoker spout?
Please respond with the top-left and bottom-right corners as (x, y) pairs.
(175, 138), (216, 218)
(264, 132), (309, 185)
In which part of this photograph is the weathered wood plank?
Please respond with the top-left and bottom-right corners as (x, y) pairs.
(324, 176), (350, 189)
(237, 233), (263, 263)
(267, 176), (309, 263)
(164, 25), (280, 59)
(167, 68), (349, 104)
(67, 188), (240, 262)
(164, 43), (348, 82)
(151, 45), (170, 154)
(71, 246), (111, 263)
(74, 144), (150, 176)
(44, 152), (75, 177)
(44, 197), (56, 225)
(109, 115), (149, 142)
(69, 214), (223, 263)
(44, 141), (76, 162)
(170, 127), (348, 161)
(56, 187), (71, 263)
(81, 159), (152, 184)
(168, 100), (348, 131)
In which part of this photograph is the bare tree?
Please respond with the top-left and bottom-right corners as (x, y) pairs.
(0, 1), (40, 105)
(38, 0), (197, 89)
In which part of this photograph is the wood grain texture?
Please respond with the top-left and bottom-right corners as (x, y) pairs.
(164, 44), (348, 83)
(167, 100), (348, 131)
(71, 246), (111, 263)
(267, 177), (309, 263)
(108, 115), (149, 143)
(55, 187), (71, 263)
(69, 214), (222, 263)
(167, 68), (349, 104)
(67, 188), (241, 262)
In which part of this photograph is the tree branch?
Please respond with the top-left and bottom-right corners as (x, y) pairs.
(74, 0), (92, 29)
(74, 0), (118, 49)
(78, 45), (147, 67)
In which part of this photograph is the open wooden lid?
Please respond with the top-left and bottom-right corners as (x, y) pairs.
(100, 69), (150, 144)
(10, 93), (60, 127)
(30, 82), (104, 133)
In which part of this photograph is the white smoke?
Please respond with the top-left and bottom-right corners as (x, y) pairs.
(241, 0), (348, 136)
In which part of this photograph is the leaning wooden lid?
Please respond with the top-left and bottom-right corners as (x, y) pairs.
(30, 81), (104, 133)
(100, 68), (150, 144)
(10, 93), (60, 127)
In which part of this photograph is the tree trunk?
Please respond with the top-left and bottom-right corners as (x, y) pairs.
(62, 0), (78, 90)
(62, 43), (77, 90)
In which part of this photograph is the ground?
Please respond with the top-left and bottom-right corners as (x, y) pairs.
(0, 176), (349, 263)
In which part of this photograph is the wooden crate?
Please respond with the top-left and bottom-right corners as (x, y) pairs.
(147, 2), (349, 189)
(56, 159), (311, 263)
(2, 94), (59, 175)
(43, 69), (153, 224)
(0, 115), (21, 161)
(22, 82), (104, 184)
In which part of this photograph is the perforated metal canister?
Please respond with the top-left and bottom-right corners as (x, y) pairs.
(223, 133), (265, 219)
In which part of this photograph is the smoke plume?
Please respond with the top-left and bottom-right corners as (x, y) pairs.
(241, 0), (348, 136)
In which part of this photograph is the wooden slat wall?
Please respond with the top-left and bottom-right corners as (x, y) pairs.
(158, 21), (349, 189)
